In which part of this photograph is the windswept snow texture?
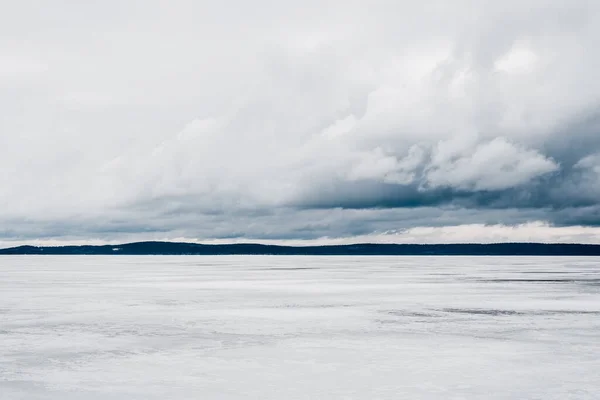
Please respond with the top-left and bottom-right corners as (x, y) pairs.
(1, 256), (599, 399)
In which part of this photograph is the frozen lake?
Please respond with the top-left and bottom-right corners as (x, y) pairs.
(1, 256), (599, 399)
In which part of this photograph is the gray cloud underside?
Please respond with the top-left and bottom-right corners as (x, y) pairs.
(1, 0), (600, 243)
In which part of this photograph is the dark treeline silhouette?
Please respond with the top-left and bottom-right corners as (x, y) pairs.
(2, 241), (600, 255)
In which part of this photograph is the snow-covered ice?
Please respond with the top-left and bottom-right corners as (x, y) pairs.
(1, 256), (599, 399)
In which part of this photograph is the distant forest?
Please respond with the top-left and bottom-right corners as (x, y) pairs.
(2, 241), (600, 255)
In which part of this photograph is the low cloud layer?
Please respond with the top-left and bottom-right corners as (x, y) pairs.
(1, 0), (600, 245)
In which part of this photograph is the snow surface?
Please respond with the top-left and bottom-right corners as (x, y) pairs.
(1, 256), (599, 399)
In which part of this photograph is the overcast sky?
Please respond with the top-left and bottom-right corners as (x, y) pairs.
(2, 0), (600, 246)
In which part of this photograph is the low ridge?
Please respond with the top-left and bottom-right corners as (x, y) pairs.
(1, 241), (600, 255)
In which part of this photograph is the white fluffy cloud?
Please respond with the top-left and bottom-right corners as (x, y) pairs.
(425, 137), (558, 191)
(1, 0), (600, 243)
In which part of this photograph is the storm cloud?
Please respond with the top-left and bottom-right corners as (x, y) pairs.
(1, 0), (600, 245)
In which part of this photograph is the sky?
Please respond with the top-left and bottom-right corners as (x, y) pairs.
(2, 0), (600, 246)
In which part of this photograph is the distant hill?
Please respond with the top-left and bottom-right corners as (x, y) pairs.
(1, 241), (600, 255)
